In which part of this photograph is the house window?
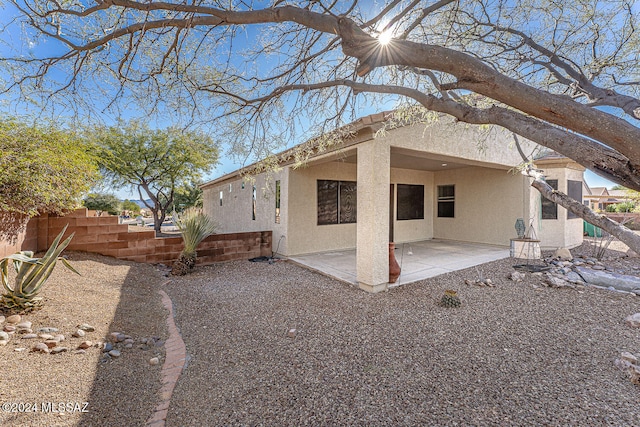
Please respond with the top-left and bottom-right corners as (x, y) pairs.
(541, 179), (558, 219)
(567, 180), (583, 219)
(397, 184), (424, 220)
(229, 184), (232, 192)
(437, 185), (455, 218)
(317, 180), (357, 225)
(219, 191), (223, 206)
(275, 180), (281, 224)
(252, 185), (256, 220)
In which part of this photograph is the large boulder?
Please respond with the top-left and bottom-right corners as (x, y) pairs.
(625, 313), (640, 328)
(575, 267), (640, 294)
(554, 247), (573, 260)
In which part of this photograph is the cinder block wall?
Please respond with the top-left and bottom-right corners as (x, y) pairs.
(1, 208), (272, 265)
(0, 220), (39, 258)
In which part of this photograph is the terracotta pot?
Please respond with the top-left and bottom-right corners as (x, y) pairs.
(389, 242), (401, 283)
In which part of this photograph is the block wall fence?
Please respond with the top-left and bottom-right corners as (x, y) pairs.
(0, 208), (272, 264)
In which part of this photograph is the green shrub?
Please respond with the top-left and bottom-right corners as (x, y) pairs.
(171, 209), (217, 275)
(615, 202), (635, 213)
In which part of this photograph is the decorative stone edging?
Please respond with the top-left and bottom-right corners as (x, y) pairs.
(146, 286), (187, 427)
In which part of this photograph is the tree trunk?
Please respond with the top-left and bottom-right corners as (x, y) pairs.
(139, 184), (165, 235)
(526, 167), (640, 254)
(150, 208), (161, 234)
(157, 208), (167, 234)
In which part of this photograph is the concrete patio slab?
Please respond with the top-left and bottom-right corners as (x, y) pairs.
(288, 239), (511, 286)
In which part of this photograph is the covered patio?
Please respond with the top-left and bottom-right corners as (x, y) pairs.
(289, 239), (511, 287)
(203, 113), (583, 293)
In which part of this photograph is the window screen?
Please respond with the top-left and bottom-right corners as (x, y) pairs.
(437, 185), (455, 218)
(541, 179), (558, 219)
(397, 184), (425, 220)
(317, 180), (356, 225)
(339, 181), (357, 224)
(567, 180), (583, 219)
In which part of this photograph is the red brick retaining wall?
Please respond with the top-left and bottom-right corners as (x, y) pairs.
(0, 209), (272, 265)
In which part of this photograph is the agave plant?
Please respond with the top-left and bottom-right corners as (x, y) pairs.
(1, 225), (79, 311)
(172, 208), (217, 276)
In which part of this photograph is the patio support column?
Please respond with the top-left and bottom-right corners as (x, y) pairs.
(357, 140), (390, 293)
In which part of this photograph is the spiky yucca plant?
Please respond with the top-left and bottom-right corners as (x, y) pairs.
(1, 225), (79, 311)
(172, 208), (217, 276)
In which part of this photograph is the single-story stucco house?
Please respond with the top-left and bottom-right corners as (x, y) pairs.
(583, 185), (633, 211)
(201, 112), (584, 292)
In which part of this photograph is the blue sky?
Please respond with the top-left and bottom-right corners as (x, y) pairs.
(0, 2), (621, 200)
(583, 170), (615, 190)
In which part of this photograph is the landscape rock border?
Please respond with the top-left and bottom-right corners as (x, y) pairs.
(146, 286), (188, 427)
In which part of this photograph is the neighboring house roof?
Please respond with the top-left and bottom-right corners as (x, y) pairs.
(588, 187), (609, 196)
(583, 188), (633, 204)
(608, 189), (628, 198)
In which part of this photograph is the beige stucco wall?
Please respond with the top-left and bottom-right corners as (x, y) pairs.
(286, 161), (357, 256)
(202, 169), (289, 254)
(529, 165), (585, 249)
(433, 167), (528, 246)
(391, 168), (434, 243)
(380, 118), (535, 168)
(356, 140), (391, 292)
(201, 117), (583, 264)
(283, 162), (438, 256)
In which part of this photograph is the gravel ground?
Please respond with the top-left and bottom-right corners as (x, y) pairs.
(164, 249), (640, 426)
(0, 252), (167, 427)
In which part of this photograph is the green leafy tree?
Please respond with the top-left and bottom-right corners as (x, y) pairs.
(82, 193), (121, 215)
(0, 117), (99, 240)
(5, 1), (640, 252)
(121, 200), (141, 215)
(172, 181), (204, 213)
(92, 121), (219, 234)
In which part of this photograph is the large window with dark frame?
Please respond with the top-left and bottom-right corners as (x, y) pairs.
(541, 179), (558, 219)
(397, 184), (425, 220)
(437, 185), (455, 218)
(567, 180), (583, 219)
(317, 180), (357, 225)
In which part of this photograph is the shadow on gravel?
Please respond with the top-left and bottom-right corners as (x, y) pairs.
(162, 258), (640, 426)
(78, 256), (168, 427)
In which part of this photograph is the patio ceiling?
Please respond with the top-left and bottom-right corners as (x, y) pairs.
(310, 146), (496, 172)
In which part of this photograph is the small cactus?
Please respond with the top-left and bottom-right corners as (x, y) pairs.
(439, 290), (461, 308)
